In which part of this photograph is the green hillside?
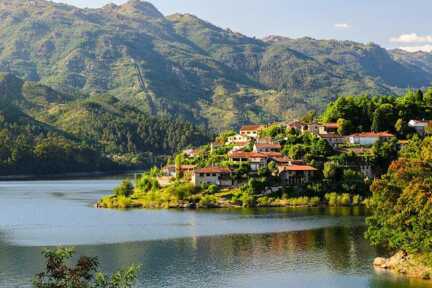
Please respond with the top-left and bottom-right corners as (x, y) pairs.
(0, 73), (210, 175)
(0, 0), (431, 130)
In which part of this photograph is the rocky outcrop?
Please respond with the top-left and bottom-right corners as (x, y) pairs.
(374, 251), (432, 280)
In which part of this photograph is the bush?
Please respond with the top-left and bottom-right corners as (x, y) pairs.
(257, 196), (273, 207)
(198, 195), (218, 208)
(207, 184), (219, 194)
(114, 179), (134, 197)
(33, 248), (140, 288)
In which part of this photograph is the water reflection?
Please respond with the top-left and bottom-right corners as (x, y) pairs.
(0, 178), (431, 288)
(2, 225), (432, 288)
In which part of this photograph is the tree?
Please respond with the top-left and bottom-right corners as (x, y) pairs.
(302, 110), (316, 124)
(337, 118), (353, 136)
(366, 159), (432, 253)
(33, 248), (140, 288)
(114, 179), (134, 197)
(371, 104), (395, 132)
(371, 138), (399, 175)
(175, 154), (183, 179)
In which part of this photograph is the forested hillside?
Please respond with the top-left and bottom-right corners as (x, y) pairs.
(0, 0), (431, 129)
(0, 74), (210, 175)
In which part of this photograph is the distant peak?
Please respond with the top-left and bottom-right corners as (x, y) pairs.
(262, 35), (291, 43)
(118, 0), (164, 18)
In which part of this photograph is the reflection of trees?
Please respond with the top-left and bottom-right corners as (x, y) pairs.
(0, 220), (378, 287)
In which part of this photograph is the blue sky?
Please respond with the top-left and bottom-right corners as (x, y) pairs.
(54, 0), (432, 52)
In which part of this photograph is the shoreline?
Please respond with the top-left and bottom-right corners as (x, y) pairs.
(0, 170), (145, 181)
(374, 252), (432, 280)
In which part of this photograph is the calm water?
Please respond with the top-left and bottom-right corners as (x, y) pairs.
(0, 178), (431, 288)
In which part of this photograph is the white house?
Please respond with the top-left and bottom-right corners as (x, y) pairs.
(317, 133), (346, 148)
(227, 134), (250, 144)
(240, 125), (265, 138)
(228, 151), (268, 171)
(348, 132), (395, 146)
(162, 164), (197, 178)
(253, 143), (281, 153)
(192, 167), (233, 187)
(408, 120), (430, 136)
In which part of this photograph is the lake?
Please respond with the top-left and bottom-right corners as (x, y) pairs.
(0, 178), (431, 288)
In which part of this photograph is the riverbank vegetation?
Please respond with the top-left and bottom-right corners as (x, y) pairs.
(366, 135), (432, 279)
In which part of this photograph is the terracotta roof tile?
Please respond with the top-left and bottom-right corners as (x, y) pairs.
(195, 167), (232, 174)
(280, 165), (318, 171)
(240, 125), (265, 131)
(350, 132), (395, 138)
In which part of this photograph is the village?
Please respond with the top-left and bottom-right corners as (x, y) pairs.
(159, 119), (428, 190)
(97, 113), (431, 210)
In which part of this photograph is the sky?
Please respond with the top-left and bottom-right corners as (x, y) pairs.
(53, 0), (432, 52)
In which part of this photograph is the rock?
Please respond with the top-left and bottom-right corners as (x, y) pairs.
(374, 257), (388, 268)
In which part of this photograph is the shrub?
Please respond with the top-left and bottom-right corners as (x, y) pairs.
(257, 196), (273, 207)
(199, 195), (218, 208)
(114, 179), (134, 197)
(207, 184), (219, 194)
(33, 248), (140, 288)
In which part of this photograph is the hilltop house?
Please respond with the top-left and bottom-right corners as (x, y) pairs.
(348, 132), (395, 146)
(253, 143), (282, 153)
(192, 167), (233, 187)
(319, 123), (339, 134)
(240, 125), (265, 138)
(228, 151), (268, 171)
(317, 133), (346, 148)
(163, 164), (197, 178)
(301, 123), (321, 134)
(286, 120), (305, 132)
(278, 165), (318, 185)
(408, 120), (431, 136)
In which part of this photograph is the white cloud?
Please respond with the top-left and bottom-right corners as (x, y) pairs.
(334, 23), (351, 29)
(398, 45), (432, 53)
(390, 33), (432, 43)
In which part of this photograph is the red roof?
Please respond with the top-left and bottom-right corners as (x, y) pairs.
(280, 165), (318, 171)
(229, 151), (267, 159)
(324, 123), (339, 129)
(260, 152), (283, 158)
(271, 156), (293, 163)
(195, 167), (231, 174)
(350, 132), (395, 138)
(165, 164), (197, 170)
(255, 143), (281, 149)
(240, 125), (264, 132)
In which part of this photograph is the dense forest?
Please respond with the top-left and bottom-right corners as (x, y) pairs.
(0, 74), (210, 176)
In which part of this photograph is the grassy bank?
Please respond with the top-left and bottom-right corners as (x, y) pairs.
(96, 180), (367, 209)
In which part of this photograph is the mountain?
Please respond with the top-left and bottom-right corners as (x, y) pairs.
(0, 0), (431, 130)
(0, 73), (210, 175)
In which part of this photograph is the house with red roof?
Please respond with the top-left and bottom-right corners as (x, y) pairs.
(228, 151), (268, 171)
(348, 132), (395, 146)
(162, 164), (197, 178)
(239, 124), (265, 138)
(319, 123), (339, 134)
(278, 165), (318, 185)
(253, 143), (282, 153)
(192, 167), (233, 187)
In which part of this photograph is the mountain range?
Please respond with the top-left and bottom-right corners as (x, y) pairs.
(1, 0), (432, 133)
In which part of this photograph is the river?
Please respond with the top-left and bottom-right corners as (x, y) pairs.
(0, 178), (430, 288)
